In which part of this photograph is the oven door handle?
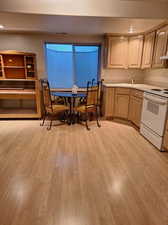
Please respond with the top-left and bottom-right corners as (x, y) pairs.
(144, 96), (167, 105)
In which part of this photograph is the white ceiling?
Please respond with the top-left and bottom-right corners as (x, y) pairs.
(0, 13), (164, 35)
(1, 0), (168, 18)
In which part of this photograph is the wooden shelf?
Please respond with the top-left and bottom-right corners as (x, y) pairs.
(0, 51), (37, 79)
(0, 108), (37, 114)
(0, 78), (36, 81)
(0, 108), (39, 119)
(0, 51), (41, 119)
(4, 66), (25, 68)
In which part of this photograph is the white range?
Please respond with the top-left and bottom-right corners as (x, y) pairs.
(140, 88), (168, 151)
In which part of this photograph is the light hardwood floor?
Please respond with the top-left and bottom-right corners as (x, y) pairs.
(0, 120), (168, 225)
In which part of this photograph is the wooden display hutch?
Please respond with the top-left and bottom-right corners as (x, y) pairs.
(0, 51), (41, 118)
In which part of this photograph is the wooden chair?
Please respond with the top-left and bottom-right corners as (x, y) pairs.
(40, 79), (69, 130)
(75, 81), (101, 130)
(97, 79), (104, 115)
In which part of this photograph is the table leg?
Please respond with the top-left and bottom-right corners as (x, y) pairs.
(67, 97), (73, 125)
(71, 97), (76, 124)
(68, 97), (76, 125)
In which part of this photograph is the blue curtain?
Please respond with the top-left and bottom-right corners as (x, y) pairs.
(74, 46), (99, 87)
(45, 44), (99, 88)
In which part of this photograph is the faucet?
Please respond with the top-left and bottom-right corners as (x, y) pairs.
(131, 79), (135, 84)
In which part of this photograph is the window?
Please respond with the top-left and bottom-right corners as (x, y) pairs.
(45, 43), (100, 88)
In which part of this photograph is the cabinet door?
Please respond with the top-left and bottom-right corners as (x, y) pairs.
(163, 131), (168, 150)
(114, 94), (130, 119)
(0, 55), (4, 79)
(163, 119), (168, 150)
(128, 36), (143, 68)
(128, 96), (142, 127)
(142, 32), (155, 69)
(152, 26), (168, 68)
(102, 87), (114, 117)
(107, 36), (128, 68)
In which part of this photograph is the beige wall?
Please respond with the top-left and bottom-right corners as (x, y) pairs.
(1, 32), (168, 87)
(143, 68), (168, 88)
(2, 32), (168, 87)
(102, 68), (144, 84)
(0, 32), (103, 79)
(0, 32), (145, 84)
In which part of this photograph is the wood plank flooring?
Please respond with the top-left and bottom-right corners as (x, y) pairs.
(0, 120), (168, 225)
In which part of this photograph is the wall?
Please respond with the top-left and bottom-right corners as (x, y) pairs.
(102, 68), (144, 84)
(2, 32), (168, 87)
(0, 32), (144, 84)
(143, 68), (168, 88)
(0, 32), (103, 79)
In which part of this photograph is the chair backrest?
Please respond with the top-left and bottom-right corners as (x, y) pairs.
(41, 79), (53, 112)
(97, 79), (104, 106)
(86, 81), (99, 107)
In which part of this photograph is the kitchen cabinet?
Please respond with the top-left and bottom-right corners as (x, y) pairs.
(128, 97), (142, 127)
(106, 36), (128, 68)
(152, 25), (168, 68)
(103, 87), (143, 124)
(128, 35), (143, 68)
(105, 35), (143, 69)
(114, 88), (130, 119)
(142, 31), (155, 69)
(128, 90), (143, 127)
(163, 131), (168, 150)
(102, 87), (114, 117)
(163, 119), (168, 150)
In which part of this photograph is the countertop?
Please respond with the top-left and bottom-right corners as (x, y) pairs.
(103, 83), (168, 98)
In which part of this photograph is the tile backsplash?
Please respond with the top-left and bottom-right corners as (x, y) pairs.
(143, 68), (168, 88)
(101, 67), (168, 88)
(101, 68), (144, 84)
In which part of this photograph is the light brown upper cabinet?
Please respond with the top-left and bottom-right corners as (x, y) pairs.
(128, 36), (143, 68)
(106, 36), (128, 68)
(152, 25), (168, 68)
(105, 35), (143, 69)
(142, 31), (155, 69)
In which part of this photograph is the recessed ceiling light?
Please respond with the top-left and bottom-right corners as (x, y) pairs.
(0, 25), (4, 29)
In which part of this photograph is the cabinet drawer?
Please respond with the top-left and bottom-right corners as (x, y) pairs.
(115, 88), (130, 95)
(130, 89), (143, 98)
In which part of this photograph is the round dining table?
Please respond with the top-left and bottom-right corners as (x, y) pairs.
(52, 92), (86, 125)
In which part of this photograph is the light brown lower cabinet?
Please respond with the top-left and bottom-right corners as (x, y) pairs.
(163, 119), (168, 150)
(163, 131), (168, 150)
(103, 87), (143, 126)
(128, 96), (142, 127)
(114, 94), (130, 119)
(102, 87), (114, 117)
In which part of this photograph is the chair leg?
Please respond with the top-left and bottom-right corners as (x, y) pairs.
(40, 112), (46, 126)
(47, 117), (53, 130)
(96, 107), (101, 128)
(77, 112), (80, 123)
(63, 111), (66, 122)
(64, 110), (69, 123)
(85, 112), (90, 131)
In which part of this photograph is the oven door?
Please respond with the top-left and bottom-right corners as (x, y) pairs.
(141, 92), (168, 136)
